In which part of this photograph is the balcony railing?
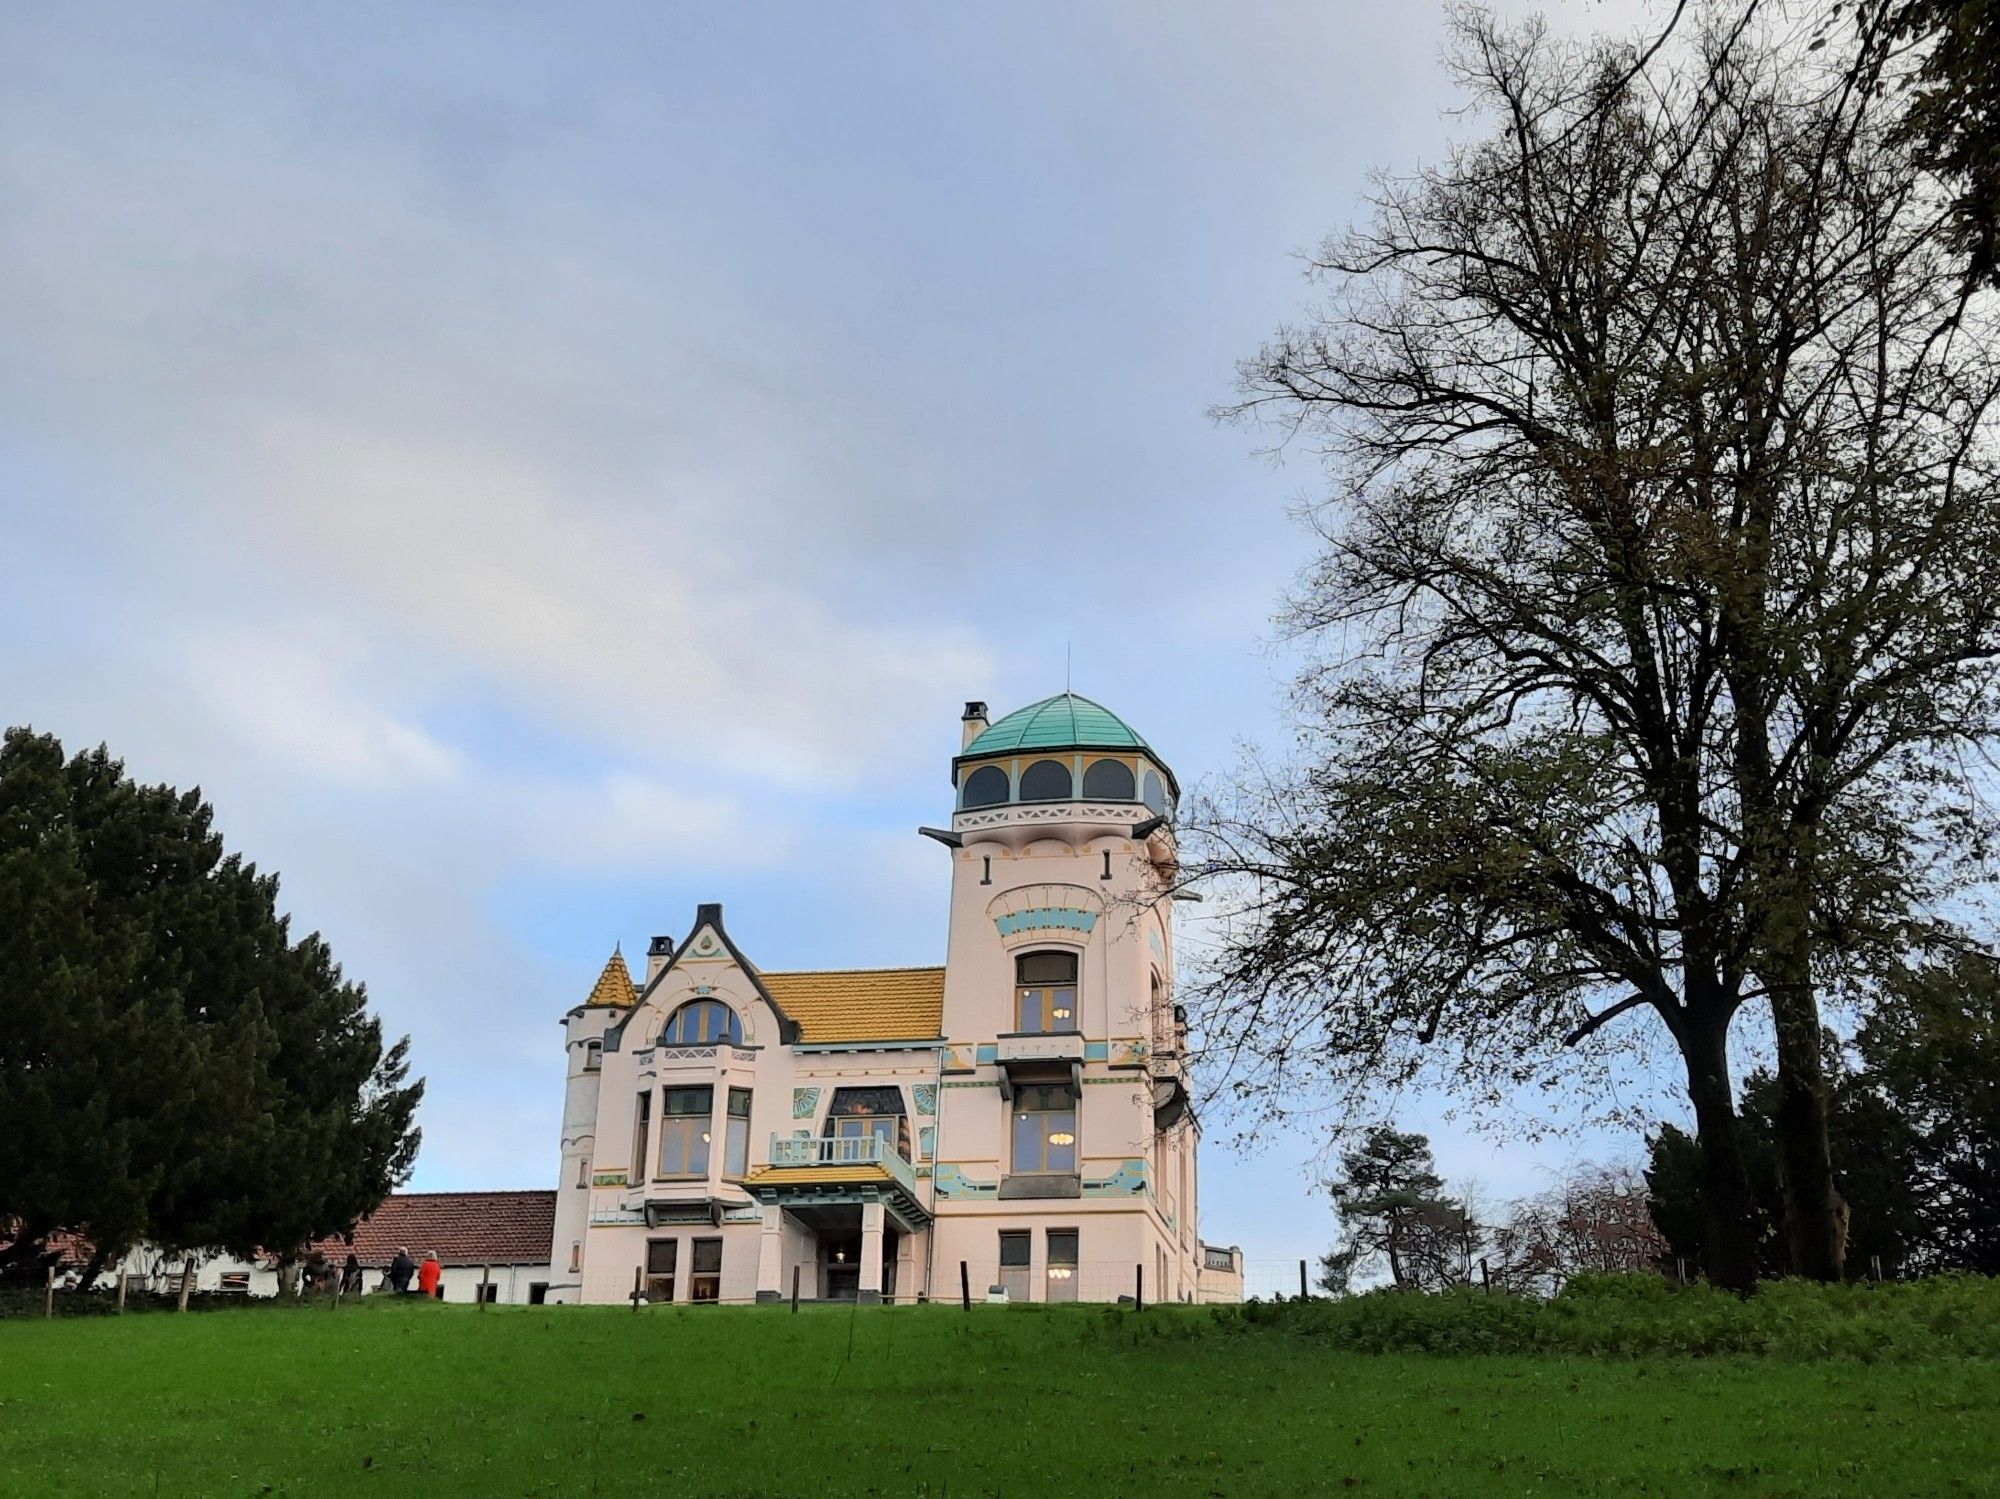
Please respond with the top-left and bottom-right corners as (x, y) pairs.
(768, 1133), (919, 1198)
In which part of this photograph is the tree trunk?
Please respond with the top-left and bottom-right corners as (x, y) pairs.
(1768, 975), (1847, 1281)
(1681, 1014), (1761, 1293)
(274, 1258), (298, 1298)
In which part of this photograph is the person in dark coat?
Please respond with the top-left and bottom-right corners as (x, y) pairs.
(389, 1246), (416, 1294)
(342, 1252), (363, 1294)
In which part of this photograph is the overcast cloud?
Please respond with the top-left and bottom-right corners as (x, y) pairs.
(1, 0), (1676, 1264)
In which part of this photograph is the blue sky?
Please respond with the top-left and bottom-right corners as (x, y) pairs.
(1, 0), (1679, 1273)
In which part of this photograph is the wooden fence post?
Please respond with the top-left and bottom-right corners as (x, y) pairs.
(1480, 1257), (1491, 1292)
(116, 1271), (128, 1312)
(790, 1264), (801, 1313)
(177, 1257), (195, 1313)
(1135, 1262), (1144, 1312)
(480, 1264), (490, 1310)
(959, 1260), (970, 1312)
(1299, 1259), (1309, 1300)
(45, 1265), (56, 1320)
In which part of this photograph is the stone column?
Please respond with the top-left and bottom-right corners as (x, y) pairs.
(755, 1205), (785, 1303)
(858, 1200), (886, 1303)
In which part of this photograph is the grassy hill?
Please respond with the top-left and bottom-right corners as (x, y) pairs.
(4, 1293), (1997, 1497)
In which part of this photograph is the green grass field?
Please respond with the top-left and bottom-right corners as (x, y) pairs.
(4, 1299), (1997, 1498)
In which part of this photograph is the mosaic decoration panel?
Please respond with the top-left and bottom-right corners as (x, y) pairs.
(995, 906), (1099, 938)
(912, 1083), (938, 1116)
(791, 1086), (821, 1118)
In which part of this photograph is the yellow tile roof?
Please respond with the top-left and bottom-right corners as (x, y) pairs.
(758, 966), (945, 1043)
(741, 1162), (892, 1187)
(584, 950), (638, 1008)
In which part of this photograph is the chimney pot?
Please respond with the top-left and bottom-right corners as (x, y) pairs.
(961, 700), (990, 750)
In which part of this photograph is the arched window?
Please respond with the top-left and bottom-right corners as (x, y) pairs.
(1082, 758), (1136, 801)
(1141, 770), (1168, 816)
(1015, 951), (1078, 1033)
(1019, 759), (1073, 802)
(661, 999), (741, 1046)
(960, 764), (1010, 809)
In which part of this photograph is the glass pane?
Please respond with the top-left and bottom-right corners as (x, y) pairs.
(646, 1240), (677, 1274)
(725, 1117), (749, 1177)
(1017, 952), (1078, 985)
(1142, 770), (1167, 815)
(727, 1088), (752, 1118)
(1046, 1113), (1077, 1173)
(1015, 987), (1041, 1031)
(1019, 759), (1072, 802)
(1082, 758), (1136, 800)
(1047, 1231), (1079, 1267)
(1011, 1112), (1042, 1172)
(999, 1232), (1031, 1268)
(1049, 987), (1076, 1029)
(691, 1239), (722, 1274)
(960, 764), (1009, 809)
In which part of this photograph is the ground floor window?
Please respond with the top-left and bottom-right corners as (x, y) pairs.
(690, 1237), (723, 1302)
(998, 1230), (1031, 1301)
(1047, 1230), (1078, 1303)
(218, 1272), (250, 1295)
(645, 1239), (677, 1303)
(528, 1282), (548, 1305)
(477, 1282), (499, 1304)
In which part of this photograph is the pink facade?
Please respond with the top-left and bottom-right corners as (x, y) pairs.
(547, 694), (1220, 1305)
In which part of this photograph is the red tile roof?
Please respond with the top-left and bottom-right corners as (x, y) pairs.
(307, 1191), (556, 1268)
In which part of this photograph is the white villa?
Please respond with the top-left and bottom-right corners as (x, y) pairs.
(548, 693), (1237, 1305)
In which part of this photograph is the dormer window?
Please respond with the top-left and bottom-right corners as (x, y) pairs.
(1015, 951), (1079, 1033)
(661, 999), (741, 1046)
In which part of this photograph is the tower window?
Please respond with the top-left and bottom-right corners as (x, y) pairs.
(661, 1000), (740, 1046)
(1083, 758), (1136, 801)
(1015, 951), (1078, 1033)
(582, 1039), (602, 1072)
(960, 764), (1009, 809)
(1142, 770), (1168, 816)
(1018, 759), (1073, 802)
(1011, 1083), (1079, 1174)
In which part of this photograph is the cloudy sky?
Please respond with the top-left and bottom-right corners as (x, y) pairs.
(2, 0), (1675, 1273)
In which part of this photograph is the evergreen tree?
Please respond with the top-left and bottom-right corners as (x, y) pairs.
(0, 728), (421, 1280)
(1323, 1126), (1482, 1291)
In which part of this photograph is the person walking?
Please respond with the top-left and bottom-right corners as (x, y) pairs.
(417, 1251), (442, 1300)
(389, 1246), (416, 1294)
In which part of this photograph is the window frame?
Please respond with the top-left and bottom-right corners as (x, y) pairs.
(1046, 1229), (1079, 1303)
(959, 763), (1010, 809)
(631, 1091), (652, 1182)
(1082, 757), (1136, 801)
(1014, 951), (1079, 1034)
(724, 1087), (752, 1178)
(656, 1085), (714, 1178)
(582, 1039), (602, 1072)
(645, 1238), (677, 1303)
(998, 1230), (1032, 1302)
(1018, 758), (1074, 802)
(1010, 1082), (1079, 1176)
(661, 999), (742, 1047)
(689, 1237), (723, 1303)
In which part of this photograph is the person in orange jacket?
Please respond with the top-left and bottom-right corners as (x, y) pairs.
(417, 1251), (442, 1299)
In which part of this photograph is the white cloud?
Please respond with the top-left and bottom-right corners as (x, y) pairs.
(185, 630), (460, 789)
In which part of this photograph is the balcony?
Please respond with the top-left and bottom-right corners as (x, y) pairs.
(745, 1134), (930, 1230)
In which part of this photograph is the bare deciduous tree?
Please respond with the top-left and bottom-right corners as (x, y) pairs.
(1188, 7), (2000, 1289)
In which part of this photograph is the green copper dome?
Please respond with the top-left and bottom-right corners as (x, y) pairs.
(963, 693), (1150, 756)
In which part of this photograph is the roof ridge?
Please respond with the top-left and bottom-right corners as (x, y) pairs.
(762, 964), (945, 976)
